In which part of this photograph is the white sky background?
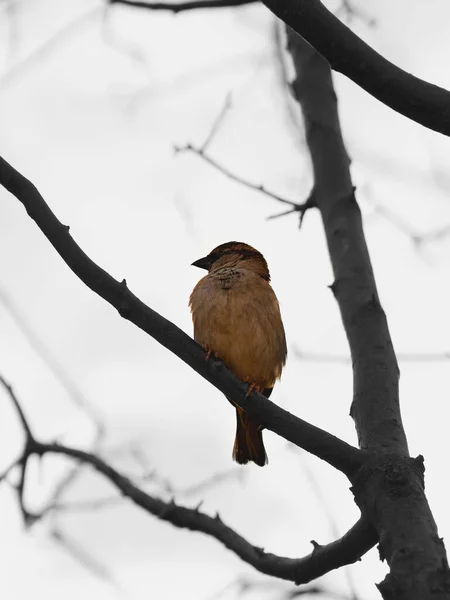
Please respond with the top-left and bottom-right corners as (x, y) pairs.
(0, 0), (450, 598)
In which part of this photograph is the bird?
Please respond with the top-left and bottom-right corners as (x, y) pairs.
(189, 241), (287, 466)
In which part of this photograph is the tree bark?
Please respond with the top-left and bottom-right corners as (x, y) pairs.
(286, 27), (450, 599)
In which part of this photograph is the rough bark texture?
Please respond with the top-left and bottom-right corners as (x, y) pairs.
(286, 28), (450, 599)
(287, 29), (405, 457)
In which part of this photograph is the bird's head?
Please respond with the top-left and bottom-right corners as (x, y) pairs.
(191, 241), (270, 281)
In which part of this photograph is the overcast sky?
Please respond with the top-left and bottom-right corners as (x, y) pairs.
(1, 1), (450, 599)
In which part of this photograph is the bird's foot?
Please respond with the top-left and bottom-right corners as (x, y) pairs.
(204, 346), (218, 362)
(245, 382), (262, 398)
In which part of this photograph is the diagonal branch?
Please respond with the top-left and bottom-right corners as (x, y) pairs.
(0, 155), (362, 478)
(109, 0), (257, 13)
(260, 0), (450, 137)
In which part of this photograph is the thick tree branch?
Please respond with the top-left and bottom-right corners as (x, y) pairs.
(286, 29), (450, 599)
(109, 0), (257, 13)
(115, 0), (450, 135)
(261, 0), (450, 137)
(287, 31), (405, 457)
(0, 155), (362, 478)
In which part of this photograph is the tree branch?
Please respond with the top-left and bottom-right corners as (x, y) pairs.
(260, 0), (450, 137)
(175, 143), (316, 225)
(286, 29), (450, 599)
(0, 373), (376, 584)
(0, 155), (362, 478)
(34, 440), (375, 583)
(109, 0), (257, 13)
(287, 30), (406, 456)
(0, 374), (34, 439)
(0, 374), (377, 584)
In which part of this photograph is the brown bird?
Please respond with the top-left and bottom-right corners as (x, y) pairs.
(189, 242), (287, 466)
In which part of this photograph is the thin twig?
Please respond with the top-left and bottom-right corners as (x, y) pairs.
(419, 223), (450, 246)
(0, 286), (106, 531)
(51, 528), (118, 585)
(299, 456), (361, 599)
(267, 189), (316, 227)
(109, 0), (257, 12)
(174, 143), (315, 225)
(175, 143), (296, 206)
(0, 455), (21, 482)
(48, 463), (246, 515)
(2, 0), (20, 69)
(0, 375), (34, 439)
(200, 92), (233, 153)
(293, 346), (450, 364)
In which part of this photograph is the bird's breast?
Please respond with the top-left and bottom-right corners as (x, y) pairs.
(190, 272), (287, 388)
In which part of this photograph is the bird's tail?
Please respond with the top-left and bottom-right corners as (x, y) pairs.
(232, 406), (267, 467)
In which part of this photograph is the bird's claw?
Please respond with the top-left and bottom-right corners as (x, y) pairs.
(246, 382), (261, 398)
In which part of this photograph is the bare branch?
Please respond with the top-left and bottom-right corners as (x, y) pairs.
(362, 194), (450, 251)
(0, 375), (40, 525)
(24, 437), (375, 584)
(0, 155), (362, 478)
(0, 368), (377, 582)
(419, 223), (450, 246)
(0, 374), (34, 439)
(260, 0), (450, 137)
(200, 92), (233, 153)
(175, 144), (296, 206)
(298, 455), (360, 599)
(293, 347), (450, 364)
(214, 575), (360, 599)
(51, 528), (118, 585)
(175, 144), (316, 225)
(2, 0), (20, 69)
(0, 286), (107, 531)
(48, 465), (246, 514)
(287, 29), (450, 598)
(287, 31), (406, 456)
(0, 456), (21, 482)
(109, 0), (257, 13)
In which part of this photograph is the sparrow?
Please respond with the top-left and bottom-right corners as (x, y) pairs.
(189, 242), (287, 466)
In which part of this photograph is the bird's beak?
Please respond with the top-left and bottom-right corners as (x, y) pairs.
(191, 255), (212, 270)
